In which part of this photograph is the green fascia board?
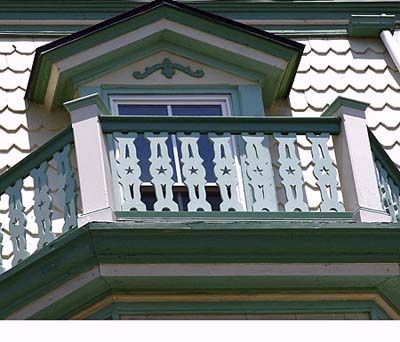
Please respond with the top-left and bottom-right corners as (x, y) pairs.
(64, 93), (110, 115)
(86, 300), (388, 320)
(348, 14), (396, 37)
(115, 211), (354, 222)
(0, 127), (74, 195)
(2, 221), (400, 318)
(368, 129), (400, 188)
(321, 96), (369, 117)
(100, 115), (342, 135)
(27, 0), (303, 107)
(1, 1), (400, 21)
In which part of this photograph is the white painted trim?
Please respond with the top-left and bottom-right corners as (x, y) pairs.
(332, 104), (392, 222)
(99, 263), (400, 277)
(381, 30), (400, 72)
(65, 98), (116, 224)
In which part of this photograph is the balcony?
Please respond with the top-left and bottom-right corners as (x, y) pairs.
(0, 95), (399, 272)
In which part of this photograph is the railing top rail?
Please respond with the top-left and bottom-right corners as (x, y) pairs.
(100, 115), (341, 135)
(0, 126), (74, 195)
(369, 129), (400, 188)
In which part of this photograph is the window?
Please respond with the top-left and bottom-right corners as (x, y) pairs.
(110, 95), (246, 211)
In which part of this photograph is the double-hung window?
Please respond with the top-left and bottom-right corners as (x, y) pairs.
(110, 95), (246, 211)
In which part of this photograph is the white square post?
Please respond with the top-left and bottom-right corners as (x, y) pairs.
(323, 97), (391, 222)
(64, 94), (116, 226)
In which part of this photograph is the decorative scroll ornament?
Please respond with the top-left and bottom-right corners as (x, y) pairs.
(132, 58), (205, 79)
(306, 133), (344, 212)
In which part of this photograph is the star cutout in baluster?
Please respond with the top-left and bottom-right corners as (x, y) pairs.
(125, 166), (134, 175)
(286, 166), (296, 175)
(254, 166), (264, 176)
(157, 166), (168, 174)
(320, 166), (329, 176)
(189, 166), (198, 174)
(221, 166), (231, 175)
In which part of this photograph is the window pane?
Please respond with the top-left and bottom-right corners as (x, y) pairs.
(118, 104), (168, 116)
(171, 105), (223, 116)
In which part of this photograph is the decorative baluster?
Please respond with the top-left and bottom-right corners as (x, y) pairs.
(306, 133), (344, 212)
(387, 177), (400, 222)
(273, 133), (308, 212)
(6, 180), (29, 266)
(114, 133), (146, 211)
(54, 145), (77, 232)
(0, 223), (4, 274)
(375, 160), (395, 219)
(177, 133), (211, 211)
(30, 161), (55, 248)
(145, 132), (178, 211)
(242, 133), (277, 212)
(209, 133), (244, 211)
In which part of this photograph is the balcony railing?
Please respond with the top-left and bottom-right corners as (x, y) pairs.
(0, 95), (396, 273)
(369, 130), (400, 222)
(102, 116), (344, 214)
(0, 128), (78, 272)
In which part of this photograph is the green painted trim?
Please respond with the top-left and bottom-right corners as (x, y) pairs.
(0, 2), (400, 21)
(1, 221), (400, 318)
(63, 93), (110, 115)
(100, 115), (341, 134)
(321, 96), (369, 117)
(99, 85), (243, 116)
(369, 129), (400, 188)
(0, 127), (74, 195)
(348, 14), (396, 37)
(115, 211), (354, 222)
(132, 57), (204, 79)
(87, 300), (387, 320)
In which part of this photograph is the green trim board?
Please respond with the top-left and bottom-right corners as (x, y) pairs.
(369, 129), (400, 189)
(100, 115), (342, 134)
(115, 211), (354, 222)
(1, 221), (400, 318)
(321, 96), (369, 117)
(86, 300), (388, 320)
(0, 1), (400, 22)
(64, 93), (110, 115)
(26, 0), (303, 110)
(0, 127), (74, 195)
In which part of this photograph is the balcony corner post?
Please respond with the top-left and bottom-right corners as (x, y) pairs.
(64, 93), (116, 226)
(323, 96), (391, 222)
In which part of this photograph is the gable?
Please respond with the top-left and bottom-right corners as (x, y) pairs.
(26, 0), (303, 110)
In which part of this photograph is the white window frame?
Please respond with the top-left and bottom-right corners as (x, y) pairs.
(110, 94), (247, 210)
